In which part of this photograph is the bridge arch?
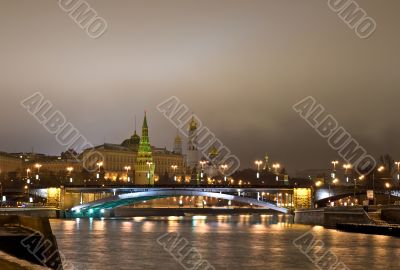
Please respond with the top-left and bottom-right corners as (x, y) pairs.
(71, 189), (288, 214)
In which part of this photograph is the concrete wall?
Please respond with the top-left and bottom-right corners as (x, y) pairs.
(0, 209), (59, 218)
(381, 208), (400, 224)
(295, 207), (372, 227)
(294, 209), (324, 225)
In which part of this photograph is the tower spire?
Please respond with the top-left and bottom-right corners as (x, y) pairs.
(134, 115), (137, 134)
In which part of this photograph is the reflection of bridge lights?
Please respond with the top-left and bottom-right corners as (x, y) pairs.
(89, 209), (93, 214)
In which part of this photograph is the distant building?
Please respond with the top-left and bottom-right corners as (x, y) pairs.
(173, 132), (183, 154)
(187, 116), (199, 170)
(81, 113), (185, 183)
(0, 152), (22, 179)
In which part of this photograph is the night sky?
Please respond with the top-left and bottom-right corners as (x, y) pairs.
(1, 0), (399, 174)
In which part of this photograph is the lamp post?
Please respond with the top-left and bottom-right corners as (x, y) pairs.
(385, 182), (391, 205)
(272, 163), (280, 181)
(146, 161), (153, 186)
(343, 164), (351, 183)
(34, 164), (42, 180)
(371, 166), (384, 205)
(171, 165), (178, 182)
(331, 161), (339, 171)
(26, 168), (31, 179)
(124, 166), (131, 183)
(199, 161), (206, 184)
(66, 167), (73, 184)
(220, 164), (228, 183)
(255, 160), (263, 180)
(355, 175), (365, 203)
(395, 161), (400, 185)
(96, 162), (103, 180)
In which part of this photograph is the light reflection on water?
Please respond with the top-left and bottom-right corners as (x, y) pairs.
(50, 215), (400, 270)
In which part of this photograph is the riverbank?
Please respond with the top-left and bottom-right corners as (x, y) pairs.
(0, 208), (59, 218)
(0, 216), (62, 269)
(337, 223), (400, 237)
(294, 207), (372, 227)
(0, 251), (49, 270)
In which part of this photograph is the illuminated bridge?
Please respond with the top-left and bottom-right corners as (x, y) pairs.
(62, 187), (296, 215)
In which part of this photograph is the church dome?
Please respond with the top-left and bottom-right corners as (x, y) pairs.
(174, 133), (182, 143)
(131, 130), (141, 145)
(122, 130), (141, 148)
(208, 146), (218, 158)
(189, 116), (197, 131)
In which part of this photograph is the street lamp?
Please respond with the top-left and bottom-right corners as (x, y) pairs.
(34, 164), (42, 180)
(331, 161), (339, 170)
(220, 164), (228, 183)
(66, 167), (73, 183)
(371, 166), (385, 204)
(171, 165), (178, 182)
(272, 163), (280, 181)
(146, 161), (153, 185)
(255, 160), (263, 179)
(395, 161), (400, 183)
(124, 166), (131, 182)
(26, 168), (31, 179)
(96, 162), (103, 179)
(353, 175), (365, 203)
(343, 164), (352, 183)
(385, 182), (391, 204)
(199, 161), (206, 182)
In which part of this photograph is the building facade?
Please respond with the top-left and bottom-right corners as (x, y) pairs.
(0, 152), (22, 179)
(81, 113), (186, 183)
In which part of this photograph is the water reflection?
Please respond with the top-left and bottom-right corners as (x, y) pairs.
(50, 214), (400, 270)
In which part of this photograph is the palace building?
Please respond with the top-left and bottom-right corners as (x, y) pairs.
(0, 152), (22, 179)
(81, 113), (186, 183)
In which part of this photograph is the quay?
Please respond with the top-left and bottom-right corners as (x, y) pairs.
(337, 223), (400, 237)
(0, 216), (62, 270)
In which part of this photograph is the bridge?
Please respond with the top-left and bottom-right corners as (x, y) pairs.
(70, 188), (289, 214)
(315, 187), (400, 206)
(2, 185), (311, 214)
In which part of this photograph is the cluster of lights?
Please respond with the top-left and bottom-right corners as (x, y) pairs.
(74, 208), (106, 215)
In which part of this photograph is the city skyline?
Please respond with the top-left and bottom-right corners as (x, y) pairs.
(1, 0), (400, 173)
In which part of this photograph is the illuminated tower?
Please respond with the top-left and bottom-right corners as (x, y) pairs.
(173, 131), (183, 154)
(187, 116), (199, 170)
(134, 112), (155, 185)
(263, 153), (271, 172)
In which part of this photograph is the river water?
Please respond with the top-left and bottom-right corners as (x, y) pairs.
(50, 215), (400, 270)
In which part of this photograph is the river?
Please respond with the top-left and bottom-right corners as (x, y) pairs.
(50, 214), (400, 270)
